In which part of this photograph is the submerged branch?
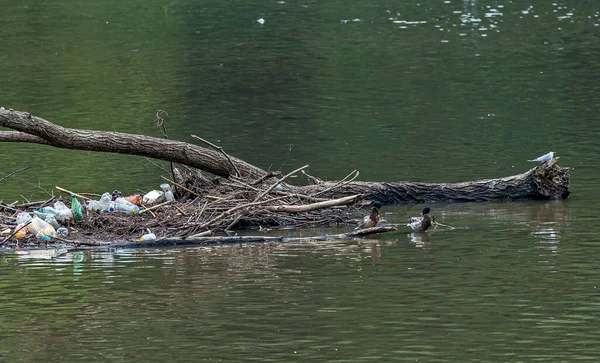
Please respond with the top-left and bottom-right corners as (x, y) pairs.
(0, 166), (30, 184)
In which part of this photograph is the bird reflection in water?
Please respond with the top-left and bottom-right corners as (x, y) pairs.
(529, 201), (570, 262)
(359, 239), (399, 262)
(408, 232), (432, 251)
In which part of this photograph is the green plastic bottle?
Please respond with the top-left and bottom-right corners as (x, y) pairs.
(71, 194), (83, 221)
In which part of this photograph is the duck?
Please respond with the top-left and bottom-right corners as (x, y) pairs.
(407, 207), (433, 232)
(355, 201), (382, 230)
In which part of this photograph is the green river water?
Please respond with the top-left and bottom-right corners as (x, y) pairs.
(1, 0), (600, 361)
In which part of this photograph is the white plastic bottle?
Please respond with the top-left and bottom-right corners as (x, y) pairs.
(114, 197), (140, 214)
(45, 215), (60, 229)
(28, 217), (57, 239)
(160, 183), (176, 202)
(139, 233), (156, 241)
(87, 200), (100, 211)
(16, 212), (32, 225)
(98, 192), (115, 212)
(53, 201), (74, 221)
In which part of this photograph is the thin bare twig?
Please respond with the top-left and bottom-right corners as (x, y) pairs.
(16, 197), (55, 208)
(173, 205), (187, 216)
(0, 203), (19, 212)
(301, 169), (323, 185)
(190, 134), (241, 178)
(139, 201), (172, 215)
(250, 171), (281, 185)
(225, 165), (309, 230)
(255, 165), (309, 202)
(144, 157), (173, 176)
(29, 179), (54, 198)
(55, 186), (92, 201)
(198, 194), (291, 231)
(160, 176), (201, 198)
(311, 170), (360, 197)
(0, 220), (32, 246)
(0, 166), (30, 183)
(155, 110), (175, 182)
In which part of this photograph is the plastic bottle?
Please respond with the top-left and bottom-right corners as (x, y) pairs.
(14, 224), (28, 238)
(16, 212), (32, 225)
(53, 201), (73, 221)
(45, 215), (60, 229)
(114, 197), (140, 215)
(125, 195), (142, 206)
(34, 206), (57, 220)
(160, 183), (176, 202)
(143, 190), (164, 205)
(139, 233), (156, 241)
(39, 206), (58, 215)
(34, 210), (51, 220)
(98, 192), (115, 212)
(87, 200), (101, 212)
(71, 195), (83, 221)
(14, 213), (32, 239)
(57, 227), (69, 238)
(28, 217), (57, 239)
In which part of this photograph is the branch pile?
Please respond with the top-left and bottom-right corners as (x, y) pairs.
(0, 166), (371, 248)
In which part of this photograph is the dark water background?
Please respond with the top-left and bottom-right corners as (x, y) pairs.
(1, 0), (600, 361)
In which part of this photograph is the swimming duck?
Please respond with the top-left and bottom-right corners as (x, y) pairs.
(355, 201), (382, 230)
(407, 207), (432, 232)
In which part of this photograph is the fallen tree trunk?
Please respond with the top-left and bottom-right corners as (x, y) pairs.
(291, 158), (571, 203)
(0, 109), (571, 204)
(0, 109), (266, 179)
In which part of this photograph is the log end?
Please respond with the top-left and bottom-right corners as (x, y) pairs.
(531, 158), (571, 200)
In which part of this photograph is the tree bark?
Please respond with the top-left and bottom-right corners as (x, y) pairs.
(0, 109), (266, 179)
(292, 158), (570, 203)
(0, 109), (571, 204)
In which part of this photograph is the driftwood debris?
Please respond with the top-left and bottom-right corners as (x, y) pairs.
(0, 109), (573, 248)
(88, 226), (398, 250)
(294, 158), (571, 203)
(0, 226), (398, 254)
(0, 109), (571, 204)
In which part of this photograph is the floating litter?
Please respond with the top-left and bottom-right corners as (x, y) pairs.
(257, 18), (265, 25)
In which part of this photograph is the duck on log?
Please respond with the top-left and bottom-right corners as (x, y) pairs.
(0, 109), (571, 204)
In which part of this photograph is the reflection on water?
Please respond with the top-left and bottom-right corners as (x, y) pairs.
(1, 199), (599, 361)
(408, 232), (432, 250)
(398, 202), (572, 270)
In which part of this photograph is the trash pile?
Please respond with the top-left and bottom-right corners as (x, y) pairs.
(1, 184), (177, 246)
(0, 169), (367, 248)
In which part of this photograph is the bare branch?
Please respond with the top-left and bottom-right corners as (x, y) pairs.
(0, 166), (30, 183)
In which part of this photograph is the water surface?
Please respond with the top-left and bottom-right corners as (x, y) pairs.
(1, 0), (599, 360)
